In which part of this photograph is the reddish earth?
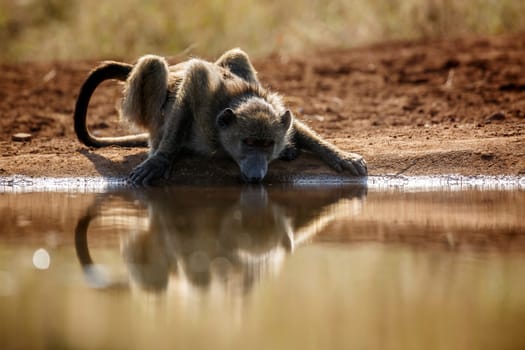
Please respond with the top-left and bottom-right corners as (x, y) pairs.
(1, 34), (524, 182)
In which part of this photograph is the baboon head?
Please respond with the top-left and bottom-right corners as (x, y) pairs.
(216, 101), (292, 183)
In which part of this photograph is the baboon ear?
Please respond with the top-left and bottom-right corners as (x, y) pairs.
(216, 108), (237, 129)
(280, 110), (293, 130)
(215, 108), (237, 128)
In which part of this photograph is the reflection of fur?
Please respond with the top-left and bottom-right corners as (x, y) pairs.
(124, 186), (295, 292)
(73, 48), (367, 185)
(74, 185), (367, 293)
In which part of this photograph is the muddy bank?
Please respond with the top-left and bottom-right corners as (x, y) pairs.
(0, 34), (524, 181)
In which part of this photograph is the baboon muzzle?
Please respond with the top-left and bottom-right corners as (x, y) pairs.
(240, 154), (268, 183)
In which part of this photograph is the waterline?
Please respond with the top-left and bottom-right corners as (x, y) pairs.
(1, 174), (523, 193)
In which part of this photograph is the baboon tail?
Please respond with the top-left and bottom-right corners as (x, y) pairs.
(73, 61), (149, 148)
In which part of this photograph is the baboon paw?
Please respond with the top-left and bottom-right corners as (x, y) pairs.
(128, 155), (169, 186)
(328, 152), (368, 176)
(279, 145), (300, 161)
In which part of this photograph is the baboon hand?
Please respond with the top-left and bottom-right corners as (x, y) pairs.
(325, 151), (367, 176)
(128, 154), (170, 186)
(279, 144), (300, 161)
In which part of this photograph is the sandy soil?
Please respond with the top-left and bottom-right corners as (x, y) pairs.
(1, 34), (524, 182)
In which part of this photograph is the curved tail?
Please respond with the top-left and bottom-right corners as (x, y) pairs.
(73, 61), (149, 148)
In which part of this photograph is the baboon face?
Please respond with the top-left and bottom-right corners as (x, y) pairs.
(216, 107), (292, 183)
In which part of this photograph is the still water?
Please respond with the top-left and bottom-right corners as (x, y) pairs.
(0, 177), (524, 350)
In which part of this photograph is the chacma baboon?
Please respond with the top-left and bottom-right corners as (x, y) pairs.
(74, 48), (367, 184)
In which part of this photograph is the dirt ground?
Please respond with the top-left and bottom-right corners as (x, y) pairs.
(1, 34), (524, 182)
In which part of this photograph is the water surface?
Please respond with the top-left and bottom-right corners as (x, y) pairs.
(0, 178), (524, 349)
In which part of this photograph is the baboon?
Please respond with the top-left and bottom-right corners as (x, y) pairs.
(74, 48), (367, 184)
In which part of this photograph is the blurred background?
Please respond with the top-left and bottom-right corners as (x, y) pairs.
(1, 0), (524, 62)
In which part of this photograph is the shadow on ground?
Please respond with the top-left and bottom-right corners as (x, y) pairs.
(79, 148), (363, 184)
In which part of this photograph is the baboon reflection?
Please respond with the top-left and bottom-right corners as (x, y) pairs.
(75, 185), (366, 294)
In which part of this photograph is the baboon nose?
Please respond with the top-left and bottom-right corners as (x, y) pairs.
(240, 156), (267, 183)
(249, 176), (263, 183)
(242, 173), (264, 183)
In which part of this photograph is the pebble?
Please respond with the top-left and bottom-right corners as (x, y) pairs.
(11, 133), (32, 142)
(481, 152), (495, 160)
(485, 111), (506, 123)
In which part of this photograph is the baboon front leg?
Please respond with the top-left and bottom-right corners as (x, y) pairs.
(129, 60), (219, 186)
(293, 119), (367, 176)
(279, 144), (300, 161)
(128, 97), (188, 186)
(215, 48), (259, 84)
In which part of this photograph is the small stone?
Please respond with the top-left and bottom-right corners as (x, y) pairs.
(480, 152), (494, 160)
(11, 133), (32, 142)
(485, 111), (506, 123)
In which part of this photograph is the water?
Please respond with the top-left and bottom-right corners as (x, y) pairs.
(0, 177), (524, 350)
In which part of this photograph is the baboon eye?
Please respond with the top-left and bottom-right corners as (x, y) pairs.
(261, 140), (274, 148)
(242, 138), (274, 148)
